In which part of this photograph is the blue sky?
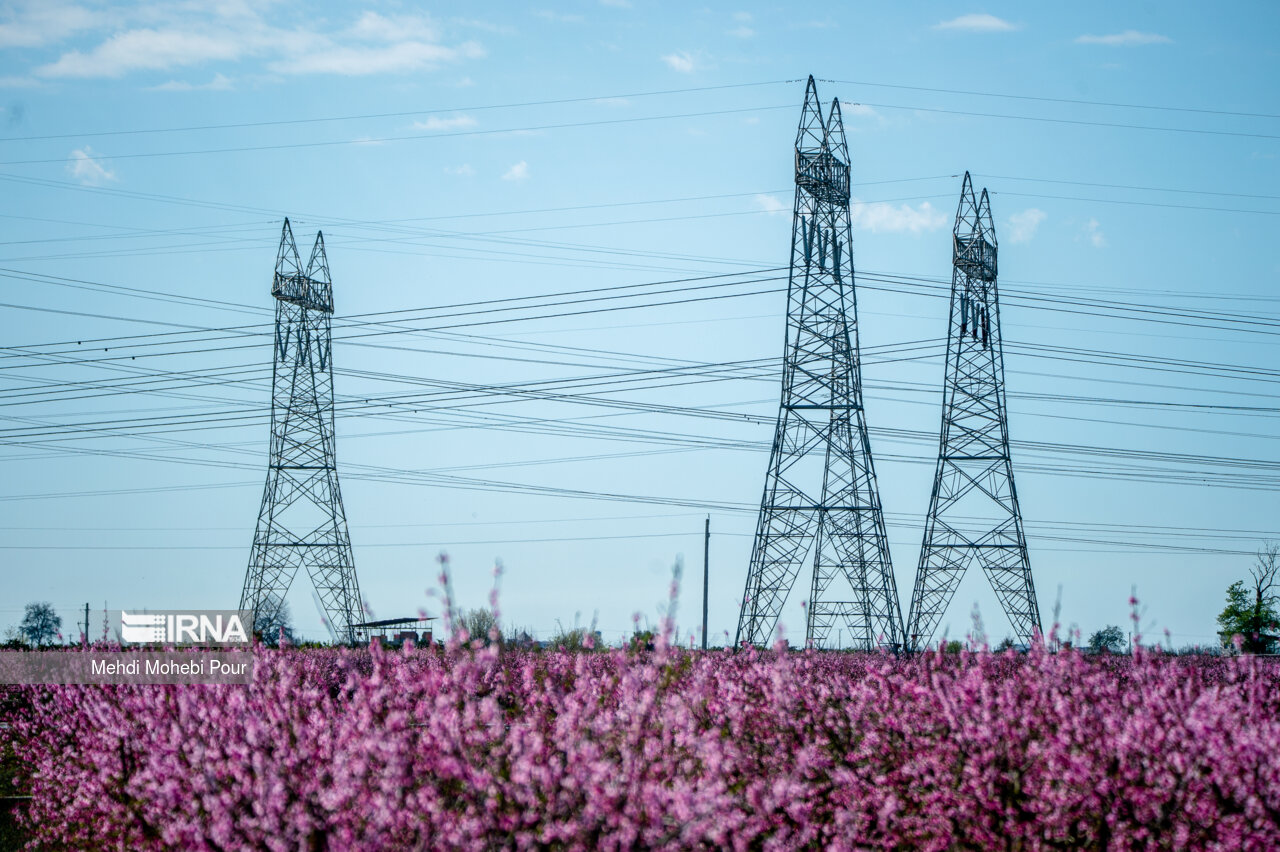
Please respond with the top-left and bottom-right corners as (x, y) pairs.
(0, 1), (1277, 647)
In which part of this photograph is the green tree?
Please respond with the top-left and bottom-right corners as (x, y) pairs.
(20, 602), (61, 646)
(460, 608), (501, 646)
(1087, 625), (1125, 654)
(1218, 543), (1280, 653)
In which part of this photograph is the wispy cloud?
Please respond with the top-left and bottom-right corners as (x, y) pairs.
(413, 114), (477, 131)
(533, 9), (585, 24)
(502, 161), (529, 181)
(661, 51), (695, 73)
(38, 28), (247, 78)
(728, 11), (753, 37)
(445, 164), (475, 176)
(1006, 208), (1046, 244)
(1075, 30), (1172, 46)
(0, 1), (107, 48)
(1084, 218), (1106, 247)
(66, 146), (115, 185)
(27, 8), (485, 80)
(271, 40), (484, 76)
(149, 73), (233, 92)
(851, 200), (946, 234)
(451, 18), (516, 36)
(842, 103), (882, 123)
(600, 0), (631, 7)
(753, 193), (788, 216)
(934, 14), (1019, 32)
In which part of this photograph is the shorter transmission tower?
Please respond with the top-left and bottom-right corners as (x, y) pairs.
(241, 220), (363, 644)
(906, 174), (1040, 650)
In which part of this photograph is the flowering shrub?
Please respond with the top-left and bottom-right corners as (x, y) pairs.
(3, 641), (1279, 850)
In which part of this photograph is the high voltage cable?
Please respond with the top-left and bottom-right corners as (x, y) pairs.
(843, 100), (1280, 142)
(5, 265), (1280, 371)
(3, 288), (1279, 418)
(0, 103), (799, 167)
(4, 92), (1279, 169)
(0, 80), (792, 143)
(823, 77), (1280, 122)
(10, 75), (1275, 146)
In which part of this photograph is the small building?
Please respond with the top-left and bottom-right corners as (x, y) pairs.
(353, 617), (436, 647)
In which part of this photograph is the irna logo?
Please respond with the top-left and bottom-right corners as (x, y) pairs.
(120, 610), (252, 646)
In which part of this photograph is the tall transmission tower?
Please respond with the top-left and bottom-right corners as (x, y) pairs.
(736, 77), (904, 650)
(906, 174), (1040, 649)
(241, 219), (364, 644)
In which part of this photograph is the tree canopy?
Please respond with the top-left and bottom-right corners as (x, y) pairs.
(1217, 543), (1280, 653)
(20, 602), (61, 646)
(1087, 625), (1125, 654)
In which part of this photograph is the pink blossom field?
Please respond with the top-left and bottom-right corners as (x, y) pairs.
(3, 640), (1279, 851)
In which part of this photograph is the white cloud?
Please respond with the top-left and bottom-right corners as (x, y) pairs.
(850, 200), (946, 234)
(0, 2), (107, 48)
(451, 18), (516, 35)
(753, 193), (788, 216)
(502, 160), (529, 181)
(350, 11), (438, 43)
(728, 26), (754, 38)
(1084, 218), (1106, 247)
(66, 147), (115, 185)
(413, 114), (477, 131)
(732, 12), (753, 22)
(38, 27), (248, 77)
(1075, 30), (1172, 46)
(29, 9), (485, 80)
(839, 103), (884, 128)
(934, 14), (1019, 32)
(661, 51), (695, 73)
(271, 40), (484, 76)
(149, 73), (233, 91)
(1006, 208), (1046, 244)
(534, 10), (585, 23)
(445, 164), (475, 176)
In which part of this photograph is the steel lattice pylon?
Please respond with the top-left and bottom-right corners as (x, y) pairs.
(906, 174), (1040, 650)
(736, 77), (904, 651)
(241, 219), (363, 644)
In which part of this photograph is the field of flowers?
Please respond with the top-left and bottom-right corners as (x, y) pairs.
(2, 636), (1279, 851)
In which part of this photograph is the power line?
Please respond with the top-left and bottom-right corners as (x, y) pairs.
(0, 80), (791, 143)
(824, 77), (1280, 121)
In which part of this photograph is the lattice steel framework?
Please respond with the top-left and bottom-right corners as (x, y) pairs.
(736, 77), (904, 650)
(241, 219), (363, 644)
(906, 174), (1040, 649)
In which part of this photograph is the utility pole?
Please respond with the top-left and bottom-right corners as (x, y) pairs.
(81, 602), (89, 647)
(702, 515), (710, 650)
(736, 76), (903, 651)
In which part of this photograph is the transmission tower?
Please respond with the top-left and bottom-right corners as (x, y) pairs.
(241, 219), (364, 644)
(736, 77), (904, 650)
(906, 174), (1040, 650)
